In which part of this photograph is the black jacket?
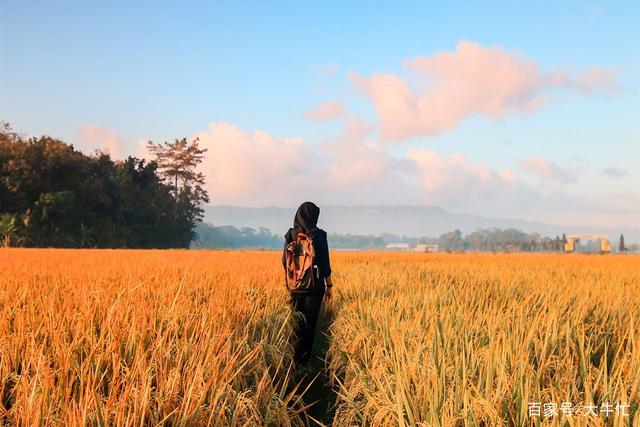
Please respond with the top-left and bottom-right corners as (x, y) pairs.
(282, 228), (332, 293)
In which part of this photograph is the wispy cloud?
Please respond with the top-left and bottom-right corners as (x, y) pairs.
(312, 63), (340, 77)
(545, 67), (619, 93)
(518, 156), (577, 183)
(603, 166), (629, 179)
(303, 101), (347, 122)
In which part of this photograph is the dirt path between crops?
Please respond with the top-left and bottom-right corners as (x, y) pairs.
(299, 307), (339, 426)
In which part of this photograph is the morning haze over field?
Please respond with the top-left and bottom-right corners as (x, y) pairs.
(2, 3), (639, 426)
(1, 2), (638, 239)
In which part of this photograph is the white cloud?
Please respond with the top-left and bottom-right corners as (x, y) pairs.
(194, 123), (322, 206)
(76, 125), (125, 159)
(183, 119), (637, 228)
(407, 147), (519, 205)
(193, 120), (525, 208)
(518, 156), (577, 183)
(350, 41), (619, 141)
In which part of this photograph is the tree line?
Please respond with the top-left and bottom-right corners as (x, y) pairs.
(193, 223), (633, 253)
(193, 222), (434, 250)
(437, 228), (631, 253)
(193, 224), (391, 250)
(0, 124), (208, 248)
(437, 228), (558, 252)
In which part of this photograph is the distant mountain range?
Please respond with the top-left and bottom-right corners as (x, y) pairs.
(204, 205), (639, 243)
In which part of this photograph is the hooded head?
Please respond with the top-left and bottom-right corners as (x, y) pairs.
(292, 201), (320, 235)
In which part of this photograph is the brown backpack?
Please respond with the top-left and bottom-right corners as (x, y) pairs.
(284, 233), (317, 293)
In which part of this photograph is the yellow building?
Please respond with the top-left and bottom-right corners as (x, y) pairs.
(564, 234), (611, 253)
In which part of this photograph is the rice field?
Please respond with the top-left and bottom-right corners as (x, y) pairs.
(327, 253), (639, 426)
(0, 249), (638, 426)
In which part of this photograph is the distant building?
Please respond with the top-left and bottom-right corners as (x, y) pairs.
(563, 234), (611, 253)
(385, 243), (410, 250)
(415, 243), (439, 252)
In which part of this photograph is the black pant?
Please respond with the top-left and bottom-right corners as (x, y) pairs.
(290, 291), (324, 365)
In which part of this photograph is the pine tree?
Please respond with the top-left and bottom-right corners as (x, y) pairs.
(147, 138), (208, 202)
(147, 138), (210, 243)
(619, 234), (627, 252)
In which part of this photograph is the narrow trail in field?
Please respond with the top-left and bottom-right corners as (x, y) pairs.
(299, 307), (339, 426)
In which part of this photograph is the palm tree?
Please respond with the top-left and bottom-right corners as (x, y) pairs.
(0, 213), (17, 247)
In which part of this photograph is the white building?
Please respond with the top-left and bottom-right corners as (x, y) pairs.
(385, 243), (410, 250)
(415, 243), (439, 252)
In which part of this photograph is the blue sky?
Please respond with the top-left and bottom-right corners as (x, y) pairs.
(1, 1), (638, 229)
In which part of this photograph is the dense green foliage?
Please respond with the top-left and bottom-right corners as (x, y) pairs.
(0, 127), (202, 248)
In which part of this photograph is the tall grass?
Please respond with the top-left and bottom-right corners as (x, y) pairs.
(1, 249), (637, 425)
(326, 253), (639, 426)
(0, 249), (305, 426)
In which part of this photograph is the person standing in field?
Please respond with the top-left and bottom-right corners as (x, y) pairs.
(283, 201), (333, 369)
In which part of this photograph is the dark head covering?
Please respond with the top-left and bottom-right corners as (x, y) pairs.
(288, 201), (320, 238)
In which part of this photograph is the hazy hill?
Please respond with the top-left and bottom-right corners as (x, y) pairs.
(204, 205), (639, 243)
